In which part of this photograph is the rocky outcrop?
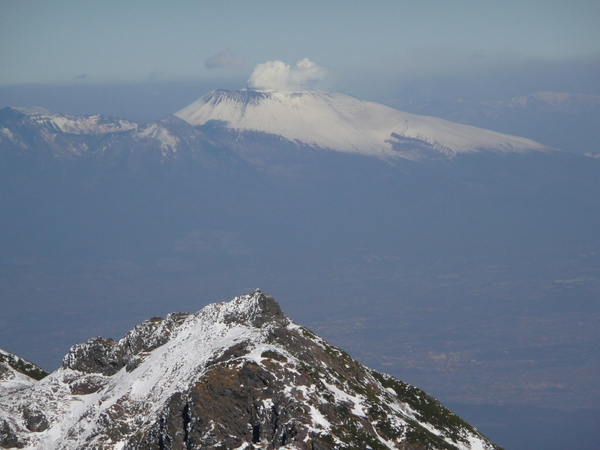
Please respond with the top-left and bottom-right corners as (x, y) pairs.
(62, 312), (191, 376)
(0, 349), (48, 382)
(0, 290), (502, 449)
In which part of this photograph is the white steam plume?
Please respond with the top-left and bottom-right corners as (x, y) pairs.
(247, 58), (327, 91)
(205, 50), (245, 69)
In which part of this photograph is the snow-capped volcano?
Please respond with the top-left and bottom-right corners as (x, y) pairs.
(175, 89), (549, 159)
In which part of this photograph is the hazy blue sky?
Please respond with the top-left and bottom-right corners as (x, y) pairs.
(1, 0), (599, 111)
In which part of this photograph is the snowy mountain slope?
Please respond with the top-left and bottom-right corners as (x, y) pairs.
(0, 349), (47, 397)
(0, 291), (501, 449)
(0, 349), (49, 448)
(0, 107), (204, 161)
(97, 115), (206, 160)
(12, 107), (137, 135)
(175, 89), (549, 159)
(386, 91), (600, 155)
(0, 349), (47, 383)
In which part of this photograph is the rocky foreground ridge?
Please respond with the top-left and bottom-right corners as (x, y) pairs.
(0, 291), (501, 449)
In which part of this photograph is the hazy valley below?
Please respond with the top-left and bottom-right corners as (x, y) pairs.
(2, 149), (599, 446)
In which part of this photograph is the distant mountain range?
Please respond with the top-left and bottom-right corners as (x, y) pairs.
(388, 91), (600, 155)
(0, 290), (501, 449)
(1, 89), (549, 167)
(0, 105), (199, 162)
(489, 92), (600, 114)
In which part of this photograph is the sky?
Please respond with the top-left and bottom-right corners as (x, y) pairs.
(1, 0), (599, 114)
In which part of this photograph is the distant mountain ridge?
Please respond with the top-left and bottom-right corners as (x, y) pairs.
(0, 291), (501, 449)
(0, 106), (205, 163)
(11, 107), (138, 135)
(487, 91), (600, 114)
(1, 88), (550, 168)
(388, 91), (600, 155)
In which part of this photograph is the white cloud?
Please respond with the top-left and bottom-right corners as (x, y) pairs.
(247, 58), (327, 91)
(205, 50), (245, 69)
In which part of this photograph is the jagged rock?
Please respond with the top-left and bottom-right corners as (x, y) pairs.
(0, 291), (502, 449)
(62, 312), (192, 375)
(23, 408), (49, 432)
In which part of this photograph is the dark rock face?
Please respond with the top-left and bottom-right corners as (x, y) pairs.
(63, 337), (122, 376)
(0, 419), (24, 449)
(222, 289), (289, 328)
(154, 361), (311, 449)
(23, 408), (49, 432)
(125, 295), (500, 449)
(68, 375), (106, 395)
